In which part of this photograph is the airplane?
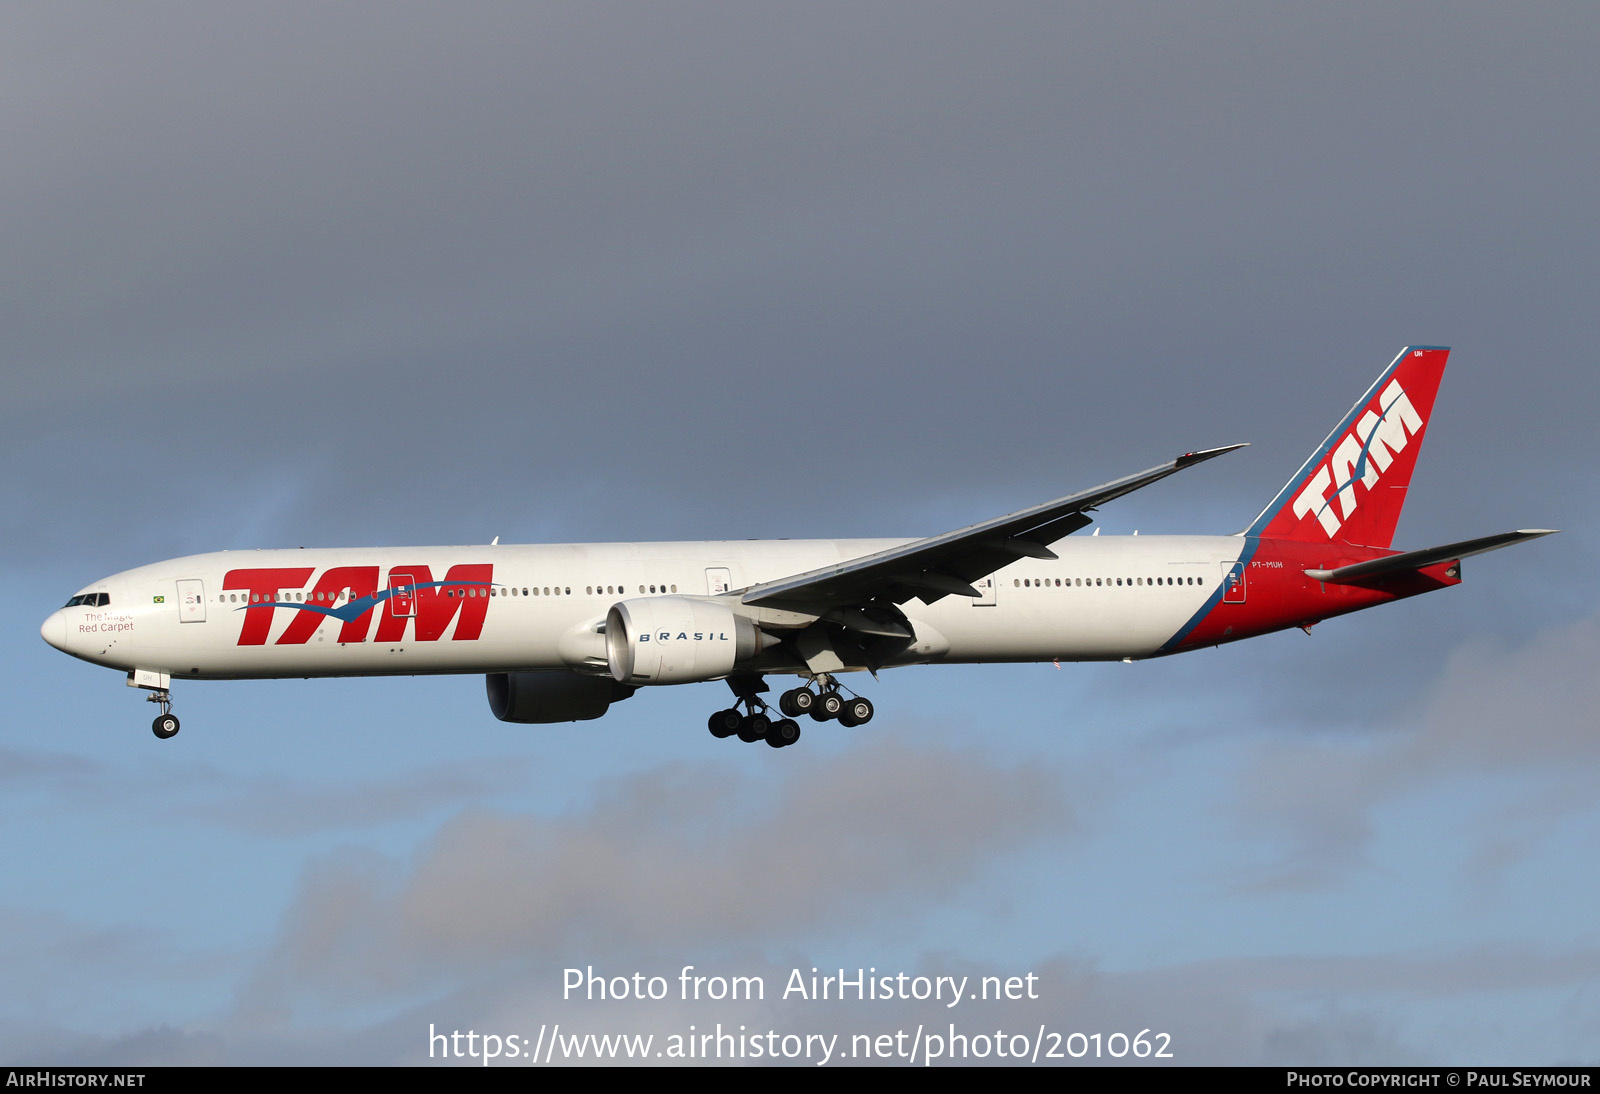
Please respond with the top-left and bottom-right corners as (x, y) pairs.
(40, 346), (1554, 749)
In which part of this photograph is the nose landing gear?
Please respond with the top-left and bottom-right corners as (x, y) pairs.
(128, 671), (180, 740)
(148, 690), (180, 740)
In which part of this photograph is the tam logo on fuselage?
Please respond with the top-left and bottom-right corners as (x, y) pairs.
(222, 564), (493, 646)
(1291, 378), (1423, 538)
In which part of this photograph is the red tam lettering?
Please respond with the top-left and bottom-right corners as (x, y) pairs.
(274, 566), (381, 645)
(372, 564), (494, 642)
(223, 568), (314, 645)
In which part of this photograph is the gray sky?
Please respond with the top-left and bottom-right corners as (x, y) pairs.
(4, 2), (1597, 1066)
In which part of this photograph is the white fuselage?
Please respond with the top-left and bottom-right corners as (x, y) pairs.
(44, 535), (1250, 681)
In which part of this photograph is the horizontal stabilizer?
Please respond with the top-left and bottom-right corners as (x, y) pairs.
(1304, 529), (1557, 585)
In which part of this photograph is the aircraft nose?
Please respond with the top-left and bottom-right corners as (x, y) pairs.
(40, 609), (67, 651)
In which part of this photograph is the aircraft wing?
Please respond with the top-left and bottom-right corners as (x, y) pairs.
(740, 444), (1247, 620)
(1303, 529), (1558, 585)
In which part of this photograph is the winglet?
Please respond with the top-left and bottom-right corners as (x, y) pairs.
(1176, 442), (1249, 469)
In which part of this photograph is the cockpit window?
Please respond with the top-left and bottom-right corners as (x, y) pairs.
(64, 593), (109, 608)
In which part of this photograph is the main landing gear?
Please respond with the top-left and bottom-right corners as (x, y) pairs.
(779, 676), (875, 728)
(148, 689), (180, 740)
(708, 674), (798, 750)
(706, 674), (874, 750)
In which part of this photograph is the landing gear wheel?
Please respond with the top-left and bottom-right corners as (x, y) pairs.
(766, 719), (801, 748)
(817, 691), (844, 719)
(779, 687), (815, 717)
(708, 709), (742, 739)
(737, 713), (770, 743)
(838, 697), (874, 727)
(152, 713), (180, 740)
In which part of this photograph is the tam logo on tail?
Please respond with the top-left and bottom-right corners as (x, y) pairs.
(1248, 347), (1448, 549)
(1291, 377), (1424, 537)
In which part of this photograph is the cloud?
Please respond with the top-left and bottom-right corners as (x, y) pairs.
(1407, 617), (1600, 770)
(242, 738), (1068, 1010)
(1235, 611), (1600, 887)
(15, 720), (1598, 1066)
(0, 907), (235, 1039)
(0, 743), (529, 836)
(42, 942), (1600, 1065)
(23, 1026), (230, 1069)
(186, 759), (538, 837)
(0, 746), (103, 784)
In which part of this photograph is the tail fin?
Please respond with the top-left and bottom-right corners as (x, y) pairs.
(1244, 346), (1449, 548)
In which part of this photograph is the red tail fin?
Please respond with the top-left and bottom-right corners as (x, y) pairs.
(1245, 346), (1449, 549)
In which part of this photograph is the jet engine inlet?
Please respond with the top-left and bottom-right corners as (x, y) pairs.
(605, 597), (771, 685)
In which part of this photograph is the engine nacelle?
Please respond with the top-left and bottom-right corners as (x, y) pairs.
(486, 671), (635, 723)
(605, 596), (766, 685)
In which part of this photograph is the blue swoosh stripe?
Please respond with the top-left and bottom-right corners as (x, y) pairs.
(1315, 382), (1415, 520)
(1155, 539), (1260, 654)
(234, 580), (497, 621)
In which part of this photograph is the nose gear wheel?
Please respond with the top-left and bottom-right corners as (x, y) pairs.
(146, 689), (180, 740)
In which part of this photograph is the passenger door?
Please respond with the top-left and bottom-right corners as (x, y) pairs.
(176, 579), (206, 622)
